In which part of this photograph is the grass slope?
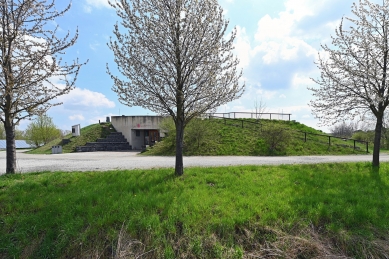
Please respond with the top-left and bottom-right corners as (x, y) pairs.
(27, 123), (115, 154)
(145, 118), (369, 156)
(1, 163), (388, 258)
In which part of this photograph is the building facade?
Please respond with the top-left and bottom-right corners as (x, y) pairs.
(111, 115), (164, 150)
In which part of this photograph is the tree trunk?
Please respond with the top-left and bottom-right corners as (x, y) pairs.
(372, 114), (383, 167)
(175, 118), (184, 176)
(5, 122), (16, 174)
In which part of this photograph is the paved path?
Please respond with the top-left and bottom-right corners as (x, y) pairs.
(1, 151), (388, 174)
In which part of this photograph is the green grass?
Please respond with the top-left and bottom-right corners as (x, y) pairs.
(27, 123), (115, 154)
(1, 163), (389, 258)
(145, 118), (369, 156)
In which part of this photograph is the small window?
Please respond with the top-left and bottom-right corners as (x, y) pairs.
(145, 130), (149, 137)
(136, 130), (140, 137)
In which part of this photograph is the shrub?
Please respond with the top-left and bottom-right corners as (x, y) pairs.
(351, 131), (374, 143)
(156, 117), (219, 155)
(261, 124), (291, 155)
(184, 118), (218, 153)
(24, 114), (61, 147)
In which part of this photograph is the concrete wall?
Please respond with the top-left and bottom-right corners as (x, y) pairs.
(111, 116), (164, 149)
(131, 129), (145, 150)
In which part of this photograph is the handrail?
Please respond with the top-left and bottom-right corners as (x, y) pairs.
(205, 112), (292, 121)
(208, 115), (369, 153)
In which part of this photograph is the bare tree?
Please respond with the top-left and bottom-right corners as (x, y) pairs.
(309, 0), (389, 167)
(330, 121), (357, 138)
(61, 129), (71, 137)
(0, 0), (86, 174)
(253, 98), (267, 119)
(108, 0), (244, 176)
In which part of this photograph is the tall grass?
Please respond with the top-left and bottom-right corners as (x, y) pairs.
(1, 163), (389, 258)
(145, 118), (369, 156)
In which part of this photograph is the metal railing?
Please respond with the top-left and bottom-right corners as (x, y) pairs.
(298, 131), (369, 153)
(206, 112), (292, 121)
(208, 115), (369, 153)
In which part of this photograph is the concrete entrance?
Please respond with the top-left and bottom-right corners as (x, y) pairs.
(111, 116), (164, 150)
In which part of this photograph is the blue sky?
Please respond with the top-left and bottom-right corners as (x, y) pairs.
(24, 0), (380, 132)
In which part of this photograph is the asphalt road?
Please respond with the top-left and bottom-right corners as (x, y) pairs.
(1, 150), (388, 174)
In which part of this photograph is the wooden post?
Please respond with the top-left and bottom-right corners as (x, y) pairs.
(328, 136), (331, 146)
(366, 141), (369, 153)
(304, 132), (307, 142)
(354, 140), (356, 150)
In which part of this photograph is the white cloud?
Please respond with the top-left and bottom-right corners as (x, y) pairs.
(69, 114), (85, 121)
(83, 5), (92, 13)
(231, 105), (246, 112)
(85, 0), (110, 8)
(256, 89), (278, 100)
(88, 113), (116, 124)
(252, 2), (318, 65)
(254, 0), (318, 43)
(222, 0), (341, 125)
(16, 119), (30, 131)
(255, 14), (293, 42)
(58, 88), (115, 110)
(234, 26), (251, 69)
(89, 42), (100, 51)
(291, 73), (315, 89)
(284, 0), (316, 19)
(84, 0), (111, 12)
(257, 40), (316, 65)
(249, 84), (278, 100)
(268, 105), (309, 114)
(217, 0), (371, 132)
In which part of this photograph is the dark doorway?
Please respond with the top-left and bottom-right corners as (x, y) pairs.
(144, 130), (159, 146)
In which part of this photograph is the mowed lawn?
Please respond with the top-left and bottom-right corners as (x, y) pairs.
(1, 162), (389, 258)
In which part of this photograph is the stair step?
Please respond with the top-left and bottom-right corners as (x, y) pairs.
(76, 131), (132, 152)
(76, 145), (132, 152)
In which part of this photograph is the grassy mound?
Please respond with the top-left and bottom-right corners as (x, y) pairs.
(144, 118), (369, 156)
(27, 123), (115, 154)
(0, 163), (388, 258)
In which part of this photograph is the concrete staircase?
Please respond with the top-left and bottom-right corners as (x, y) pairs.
(76, 132), (132, 152)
